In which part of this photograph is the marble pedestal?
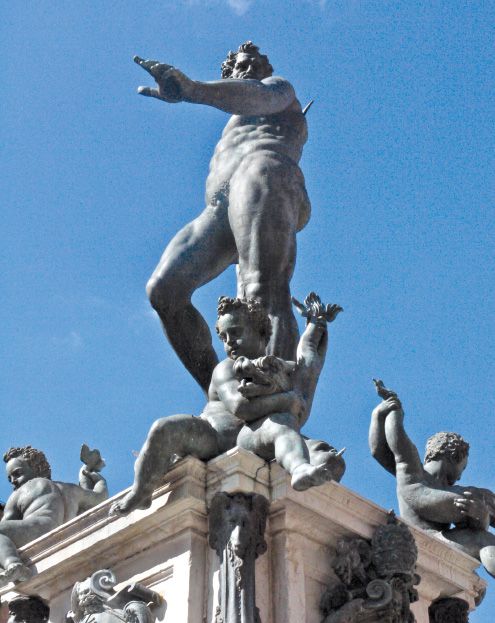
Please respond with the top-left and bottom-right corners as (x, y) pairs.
(0, 448), (486, 623)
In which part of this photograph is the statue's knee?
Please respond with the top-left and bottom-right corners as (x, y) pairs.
(148, 418), (170, 440)
(146, 274), (184, 313)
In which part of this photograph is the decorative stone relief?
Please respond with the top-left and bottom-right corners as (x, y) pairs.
(6, 595), (49, 623)
(209, 492), (269, 623)
(320, 511), (420, 623)
(66, 569), (161, 623)
(428, 597), (469, 623)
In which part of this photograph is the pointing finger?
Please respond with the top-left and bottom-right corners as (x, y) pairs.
(137, 86), (161, 99)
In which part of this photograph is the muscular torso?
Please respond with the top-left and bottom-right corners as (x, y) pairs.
(205, 99), (308, 205)
(7, 478), (65, 524)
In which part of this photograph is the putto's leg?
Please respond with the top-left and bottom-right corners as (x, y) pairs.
(0, 535), (32, 585)
(147, 206), (237, 394)
(229, 155), (300, 361)
(238, 415), (336, 491)
(109, 414), (220, 517)
(480, 545), (495, 578)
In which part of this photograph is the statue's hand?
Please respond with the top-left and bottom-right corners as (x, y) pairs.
(134, 56), (194, 103)
(80, 468), (105, 490)
(454, 491), (490, 531)
(372, 394), (402, 418)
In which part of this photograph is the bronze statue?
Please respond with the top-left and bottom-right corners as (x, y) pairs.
(110, 294), (345, 517)
(136, 42), (312, 393)
(0, 444), (108, 585)
(369, 379), (495, 578)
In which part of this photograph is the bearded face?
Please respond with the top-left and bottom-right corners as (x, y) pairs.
(75, 583), (106, 615)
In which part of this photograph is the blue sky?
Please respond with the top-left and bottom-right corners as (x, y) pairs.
(2, 1), (494, 618)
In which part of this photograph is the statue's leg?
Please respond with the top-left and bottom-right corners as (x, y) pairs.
(146, 206), (237, 394)
(0, 534), (32, 584)
(0, 519), (57, 584)
(304, 438), (346, 483)
(109, 414), (220, 517)
(229, 154), (300, 360)
(238, 415), (335, 491)
(0, 533), (23, 569)
(480, 543), (495, 578)
(444, 528), (495, 578)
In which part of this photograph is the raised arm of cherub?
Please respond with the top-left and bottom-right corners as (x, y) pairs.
(292, 293), (343, 369)
(134, 56), (296, 115)
(370, 380), (424, 484)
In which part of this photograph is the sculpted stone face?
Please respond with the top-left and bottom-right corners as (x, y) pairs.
(231, 53), (265, 81)
(445, 454), (468, 486)
(216, 312), (266, 360)
(75, 581), (105, 615)
(6, 458), (37, 491)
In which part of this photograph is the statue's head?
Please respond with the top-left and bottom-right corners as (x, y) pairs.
(70, 578), (106, 619)
(221, 41), (273, 81)
(3, 446), (51, 490)
(7, 595), (49, 623)
(216, 296), (272, 360)
(424, 432), (469, 485)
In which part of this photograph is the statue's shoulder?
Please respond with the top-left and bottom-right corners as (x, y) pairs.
(17, 477), (59, 500)
(212, 357), (235, 381)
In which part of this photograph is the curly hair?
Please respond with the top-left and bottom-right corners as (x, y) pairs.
(8, 595), (49, 623)
(3, 445), (52, 479)
(221, 41), (274, 79)
(216, 296), (272, 343)
(424, 432), (470, 465)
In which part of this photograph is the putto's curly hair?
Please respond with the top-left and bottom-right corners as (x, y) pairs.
(221, 41), (274, 80)
(8, 595), (49, 623)
(424, 432), (470, 465)
(3, 445), (52, 480)
(216, 296), (272, 344)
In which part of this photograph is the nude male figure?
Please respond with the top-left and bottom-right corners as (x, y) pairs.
(136, 42), (311, 393)
(0, 445), (108, 585)
(109, 296), (345, 517)
(369, 380), (495, 577)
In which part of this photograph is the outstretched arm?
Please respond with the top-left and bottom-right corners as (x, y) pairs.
(134, 57), (295, 115)
(369, 398), (397, 476)
(370, 381), (424, 483)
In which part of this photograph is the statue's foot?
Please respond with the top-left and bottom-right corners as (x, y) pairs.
(109, 490), (152, 517)
(291, 462), (333, 491)
(0, 562), (32, 585)
(315, 451), (346, 483)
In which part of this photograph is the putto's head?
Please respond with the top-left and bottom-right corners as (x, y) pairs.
(3, 446), (52, 490)
(221, 41), (274, 81)
(7, 595), (49, 623)
(216, 296), (272, 360)
(424, 432), (470, 485)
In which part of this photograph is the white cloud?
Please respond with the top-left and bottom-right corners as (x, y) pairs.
(52, 331), (84, 350)
(185, 0), (252, 16)
(226, 0), (252, 15)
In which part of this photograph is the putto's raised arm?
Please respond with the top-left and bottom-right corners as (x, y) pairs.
(370, 380), (424, 483)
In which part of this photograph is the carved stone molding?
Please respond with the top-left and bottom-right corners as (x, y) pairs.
(320, 511), (420, 623)
(428, 598), (469, 623)
(209, 492), (269, 623)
